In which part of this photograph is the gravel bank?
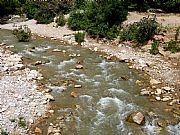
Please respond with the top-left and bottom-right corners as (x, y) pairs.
(0, 44), (48, 134)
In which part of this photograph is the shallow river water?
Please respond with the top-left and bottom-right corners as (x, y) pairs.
(0, 29), (179, 135)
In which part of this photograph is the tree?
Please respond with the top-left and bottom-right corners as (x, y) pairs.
(68, 0), (128, 39)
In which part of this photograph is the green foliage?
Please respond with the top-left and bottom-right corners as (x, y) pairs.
(119, 16), (159, 44)
(22, 0), (72, 24)
(136, 17), (159, 43)
(13, 25), (31, 42)
(56, 14), (66, 27)
(129, 0), (180, 13)
(0, 0), (20, 17)
(119, 24), (138, 41)
(175, 27), (180, 41)
(0, 129), (9, 135)
(150, 40), (159, 55)
(165, 40), (180, 53)
(18, 117), (26, 128)
(74, 32), (85, 45)
(68, 0), (128, 39)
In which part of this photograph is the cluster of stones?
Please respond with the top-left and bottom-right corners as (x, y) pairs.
(0, 43), (48, 134)
(140, 78), (179, 107)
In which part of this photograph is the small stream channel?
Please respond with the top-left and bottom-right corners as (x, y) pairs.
(0, 29), (179, 135)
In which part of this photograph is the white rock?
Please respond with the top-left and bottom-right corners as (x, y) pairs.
(150, 79), (161, 85)
(162, 86), (171, 91)
(29, 119), (34, 124)
(155, 89), (162, 95)
(49, 110), (54, 113)
(155, 96), (161, 101)
(45, 94), (55, 101)
(94, 47), (98, 52)
(162, 97), (169, 102)
(74, 85), (82, 88)
(75, 64), (83, 69)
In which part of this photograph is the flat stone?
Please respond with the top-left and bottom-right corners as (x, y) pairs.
(126, 112), (145, 125)
(155, 96), (161, 101)
(75, 64), (83, 69)
(49, 110), (54, 113)
(74, 85), (82, 88)
(162, 97), (169, 102)
(45, 94), (55, 101)
(52, 49), (61, 52)
(162, 86), (171, 91)
(150, 79), (161, 85)
(34, 61), (43, 66)
(71, 92), (79, 98)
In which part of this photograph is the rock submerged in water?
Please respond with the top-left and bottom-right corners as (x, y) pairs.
(126, 112), (145, 125)
(157, 119), (168, 128)
(71, 91), (79, 98)
(75, 64), (83, 69)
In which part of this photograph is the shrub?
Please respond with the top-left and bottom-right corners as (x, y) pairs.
(119, 23), (138, 41)
(18, 117), (26, 128)
(0, 129), (8, 135)
(119, 16), (159, 44)
(68, 0), (128, 39)
(56, 14), (66, 27)
(34, 10), (54, 24)
(150, 40), (159, 55)
(136, 17), (159, 43)
(74, 32), (85, 45)
(175, 27), (180, 41)
(13, 25), (31, 42)
(165, 40), (180, 53)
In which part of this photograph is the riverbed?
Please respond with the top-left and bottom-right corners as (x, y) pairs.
(0, 29), (179, 135)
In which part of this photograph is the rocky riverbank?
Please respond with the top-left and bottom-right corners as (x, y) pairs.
(0, 43), (48, 134)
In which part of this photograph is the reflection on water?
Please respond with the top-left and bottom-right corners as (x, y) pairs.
(0, 29), (178, 135)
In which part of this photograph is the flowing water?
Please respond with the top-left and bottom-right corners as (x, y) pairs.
(0, 29), (179, 135)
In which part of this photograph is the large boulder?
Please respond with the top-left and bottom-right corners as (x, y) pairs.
(126, 112), (145, 125)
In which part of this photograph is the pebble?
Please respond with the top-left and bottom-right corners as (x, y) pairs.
(155, 89), (162, 95)
(49, 110), (55, 113)
(74, 85), (82, 88)
(162, 97), (170, 102)
(155, 96), (161, 101)
(0, 46), (47, 133)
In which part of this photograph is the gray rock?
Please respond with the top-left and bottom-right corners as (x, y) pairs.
(126, 112), (145, 125)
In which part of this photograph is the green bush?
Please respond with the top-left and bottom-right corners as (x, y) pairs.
(68, 0), (128, 39)
(150, 40), (159, 55)
(119, 23), (138, 41)
(136, 17), (159, 43)
(13, 25), (31, 42)
(0, 129), (9, 135)
(34, 10), (54, 24)
(119, 16), (159, 44)
(74, 32), (85, 45)
(22, 0), (72, 24)
(56, 14), (66, 27)
(175, 27), (180, 41)
(129, 0), (180, 13)
(18, 117), (26, 128)
(165, 40), (180, 53)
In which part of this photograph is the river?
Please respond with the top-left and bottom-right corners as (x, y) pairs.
(0, 29), (179, 135)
